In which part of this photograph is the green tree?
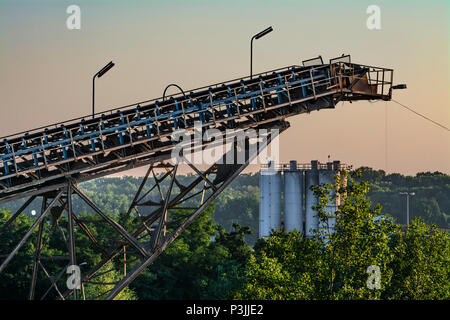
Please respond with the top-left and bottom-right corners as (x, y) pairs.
(0, 208), (69, 300)
(386, 217), (450, 299)
(0, 209), (37, 300)
(311, 170), (398, 299)
(82, 261), (137, 300)
(235, 170), (450, 300)
(236, 230), (320, 299)
(129, 205), (254, 300)
(215, 223), (252, 264)
(130, 205), (226, 299)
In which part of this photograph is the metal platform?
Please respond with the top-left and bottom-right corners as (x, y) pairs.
(0, 55), (394, 299)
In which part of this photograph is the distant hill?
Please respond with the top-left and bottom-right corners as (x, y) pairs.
(356, 167), (449, 228)
(1, 168), (448, 245)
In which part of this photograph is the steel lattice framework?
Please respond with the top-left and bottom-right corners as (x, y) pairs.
(0, 55), (394, 299)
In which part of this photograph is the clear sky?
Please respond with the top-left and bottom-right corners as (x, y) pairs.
(0, 0), (449, 175)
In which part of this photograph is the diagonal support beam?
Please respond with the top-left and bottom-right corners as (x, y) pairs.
(71, 184), (150, 258)
(136, 169), (172, 205)
(67, 183), (78, 300)
(104, 125), (284, 299)
(0, 195), (37, 237)
(72, 213), (109, 256)
(0, 190), (64, 273)
(60, 166), (211, 299)
(124, 164), (153, 221)
(150, 165), (178, 250)
(39, 262), (66, 300)
(28, 196), (47, 300)
(105, 162), (244, 299)
(106, 132), (280, 300)
(182, 155), (217, 192)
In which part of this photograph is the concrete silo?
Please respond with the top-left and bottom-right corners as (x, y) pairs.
(259, 167), (282, 238)
(305, 160), (319, 237)
(318, 166), (337, 236)
(283, 160), (303, 233)
(259, 171), (270, 238)
(259, 159), (346, 240)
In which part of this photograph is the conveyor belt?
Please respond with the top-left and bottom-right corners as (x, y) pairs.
(0, 55), (393, 202)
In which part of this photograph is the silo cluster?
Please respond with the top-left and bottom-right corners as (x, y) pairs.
(259, 160), (345, 239)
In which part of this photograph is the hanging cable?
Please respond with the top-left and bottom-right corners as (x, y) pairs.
(384, 101), (388, 172)
(391, 99), (449, 132)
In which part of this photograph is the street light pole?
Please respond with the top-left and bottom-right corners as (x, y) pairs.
(399, 192), (415, 226)
(92, 61), (115, 119)
(92, 75), (96, 119)
(250, 26), (273, 79)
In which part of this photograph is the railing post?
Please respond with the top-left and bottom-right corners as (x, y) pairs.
(376, 70), (379, 94)
(234, 88), (241, 116)
(209, 93), (217, 125)
(40, 136), (48, 168)
(98, 122), (105, 152)
(154, 109), (160, 138)
(181, 101), (187, 125)
(69, 129), (77, 161)
(10, 144), (18, 174)
(310, 69), (316, 99)
(390, 69), (394, 98)
(284, 75), (292, 106)
(126, 115), (133, 146)
(259, 82), (266, 112)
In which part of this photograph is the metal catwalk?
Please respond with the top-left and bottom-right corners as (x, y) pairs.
(0, 55), (394, 299)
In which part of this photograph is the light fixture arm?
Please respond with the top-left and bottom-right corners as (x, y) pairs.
(92, 61), (115, 119)
(250, 26), (273, 79)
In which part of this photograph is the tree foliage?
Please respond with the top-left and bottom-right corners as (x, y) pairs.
(0, 169), (448, 300)
(235, 170), (450, 300)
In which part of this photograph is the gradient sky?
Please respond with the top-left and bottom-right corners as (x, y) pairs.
(0, 0), (449, 175)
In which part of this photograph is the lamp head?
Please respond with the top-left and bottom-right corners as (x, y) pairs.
(254, 26), (273, 39)
(392, 84), (407, 90)
(97, 61), (115, 78)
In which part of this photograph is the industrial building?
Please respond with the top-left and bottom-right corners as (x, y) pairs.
(259, 160), (347, 238)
